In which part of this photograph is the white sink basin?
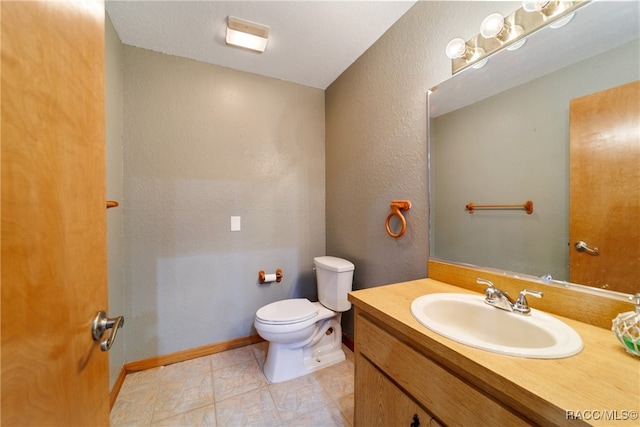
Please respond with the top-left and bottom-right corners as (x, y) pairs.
(410, 293), (583, 358)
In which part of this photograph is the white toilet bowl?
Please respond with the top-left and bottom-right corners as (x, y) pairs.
(254, 299), (345, 383)
(254, 256), (355, 383)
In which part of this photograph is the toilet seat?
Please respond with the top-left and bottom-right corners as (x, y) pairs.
(256, 298), (319, 325)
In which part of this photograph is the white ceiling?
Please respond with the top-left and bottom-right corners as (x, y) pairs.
(106, 0), (418, 90)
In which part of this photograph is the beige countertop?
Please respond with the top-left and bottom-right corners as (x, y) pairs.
(349, 278), (640, 426)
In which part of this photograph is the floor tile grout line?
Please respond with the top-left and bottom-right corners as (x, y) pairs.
(212, 356), (269, 404)
(262, 384), (285, 426)
(148, 358), (217, 425)
(113, 342), (355, 427)
(145, 370), (162, 426)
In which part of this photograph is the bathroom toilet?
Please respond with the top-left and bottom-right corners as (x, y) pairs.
(254, 256), (355, 383)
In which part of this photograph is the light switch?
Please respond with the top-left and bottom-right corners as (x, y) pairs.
(230, 216), (241, 231)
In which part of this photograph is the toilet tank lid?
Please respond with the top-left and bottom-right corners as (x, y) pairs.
(314, 256), (355, 272)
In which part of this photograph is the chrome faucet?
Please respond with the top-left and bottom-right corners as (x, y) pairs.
(476, 278), (543, 315)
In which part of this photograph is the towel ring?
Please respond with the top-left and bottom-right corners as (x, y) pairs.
(385, 200), (411, 238)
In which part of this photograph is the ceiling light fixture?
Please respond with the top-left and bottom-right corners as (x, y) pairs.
(226, 16), (270, 53)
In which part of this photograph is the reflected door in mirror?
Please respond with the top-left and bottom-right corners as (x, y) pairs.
(569, 80), (640, 294)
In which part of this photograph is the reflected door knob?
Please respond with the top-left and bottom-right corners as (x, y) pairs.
(575, 241), (599, 255)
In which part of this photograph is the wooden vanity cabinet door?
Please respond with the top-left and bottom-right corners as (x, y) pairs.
(354, 310), (531, 426)
(355, 353), (432, 427)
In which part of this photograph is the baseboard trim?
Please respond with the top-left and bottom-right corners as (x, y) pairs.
(111, 332), (352, 409)
(110, 365), (127, 410)
(110, 334), (264, 411)
(124, 334), (264, 373)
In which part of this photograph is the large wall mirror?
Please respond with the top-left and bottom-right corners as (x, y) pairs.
(429, 1), (639, 297)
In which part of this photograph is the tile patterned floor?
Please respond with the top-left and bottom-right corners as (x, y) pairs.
(110, 342), (354, 427)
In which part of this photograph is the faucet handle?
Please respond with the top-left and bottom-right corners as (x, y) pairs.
(513, 289), (543, 314)
(477, 278), (498, 301)
(476, 278), (494, 289)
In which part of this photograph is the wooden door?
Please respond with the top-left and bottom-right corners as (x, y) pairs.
(1, 1), (109, 425)
(569, 80), (640, 294)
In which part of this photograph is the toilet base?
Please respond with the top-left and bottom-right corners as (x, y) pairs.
(262, 318), (345, 383)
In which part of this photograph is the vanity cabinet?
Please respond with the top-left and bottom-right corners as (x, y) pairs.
(355, 351), (433, 427)
(354, 308), (531, 426)
(351, 275), (639, 427)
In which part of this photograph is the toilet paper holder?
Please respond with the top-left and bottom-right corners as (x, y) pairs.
(259, 269), (283, 284)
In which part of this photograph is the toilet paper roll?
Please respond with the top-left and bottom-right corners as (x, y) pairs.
(264, 273), (277, 283)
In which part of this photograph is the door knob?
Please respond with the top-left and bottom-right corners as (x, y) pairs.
(575, 240), (599, 255)
(91, 311), (124, 351)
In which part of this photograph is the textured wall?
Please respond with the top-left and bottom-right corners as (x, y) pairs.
(325, 1), (520, 339)
(122, 46), (325, 361)
(105, 14), (125, 388)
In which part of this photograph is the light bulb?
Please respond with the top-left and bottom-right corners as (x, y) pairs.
(445, 38), (468, 59)
(522, 1), (551, 13)
(480, 13), (506, 39)
(481, 12), (523, 43)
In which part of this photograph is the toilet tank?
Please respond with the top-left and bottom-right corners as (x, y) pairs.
(314, 256), (355, 312)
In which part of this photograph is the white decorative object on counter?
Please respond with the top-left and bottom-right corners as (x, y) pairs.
(612, 293), (640, 357)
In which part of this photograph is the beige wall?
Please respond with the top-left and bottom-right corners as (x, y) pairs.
(326, 1), (519, 338)
(122, 46), (325, 361)
(105, 14), (125, 389)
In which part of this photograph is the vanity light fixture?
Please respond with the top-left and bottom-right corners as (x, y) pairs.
(506, 39), (527, 51)
(226, 16), (270, 53)
(480, 13), (526, 51)
(480, 13), (523, 43)
(471, 58), (489, 69)
(480, 13), (508, 41)
(549, 13), (576, 28)
(523, 1), (571, 17)
(522, 1), (575, 28)
(522, 1), (550, 13)
(445, 38), (484, 61)
(446, 0), (587, 74)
